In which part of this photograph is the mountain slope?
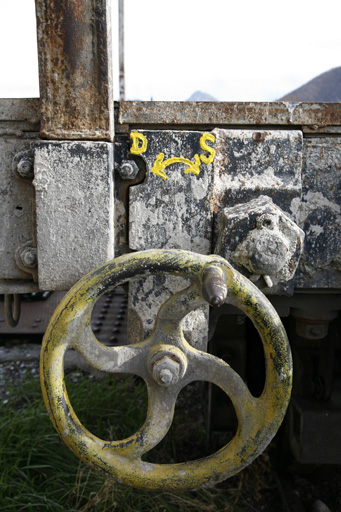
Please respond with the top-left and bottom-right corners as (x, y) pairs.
(187, 90), (218, 101)
(279, 67), (341, 102)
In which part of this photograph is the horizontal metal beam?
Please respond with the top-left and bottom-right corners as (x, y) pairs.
(1, 99), (339, 134)
(119, 101), (341, 128)
(35, 0), (114, 141)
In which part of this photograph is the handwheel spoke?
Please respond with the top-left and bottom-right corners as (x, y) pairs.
(69, 314), (148, 376)
(129, 384), (178, 458)
(155, 284), (204, 326)
(187, 350), (256, 422)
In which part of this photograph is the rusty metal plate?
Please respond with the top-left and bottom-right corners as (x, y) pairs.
(119, 102), (341, 129)
(0, 292), (64, 334)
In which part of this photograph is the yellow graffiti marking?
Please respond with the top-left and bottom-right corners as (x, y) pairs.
(130, 131), (216, 180)
(130, 131), (148, 155)
(151, 153), (202, 181)
(200, 133), (216, 164)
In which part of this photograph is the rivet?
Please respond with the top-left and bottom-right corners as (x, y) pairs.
(252, 132), (265, 142)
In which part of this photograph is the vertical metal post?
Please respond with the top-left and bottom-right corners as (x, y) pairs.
(119, 0), (125, 101)
(34, 0), (115, 289)
(35, 0), (114, 141)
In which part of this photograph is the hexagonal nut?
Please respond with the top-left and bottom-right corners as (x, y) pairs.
(118, 160), (139, 180)
(12, 149), (34, 179)
(215, 195), (305, 286)
(241, 229), (289, 275)
(21, 247), (37, 269)
(152, 356), (180, 387)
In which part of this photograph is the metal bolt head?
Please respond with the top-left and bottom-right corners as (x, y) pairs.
(21, 247), (37, 268)
(158, 369), (173, 385)
(294, 320), (329, 340)
(248, 233), (288, 275)
(252, 132), (265, 142)
(17, 159), (34, 179)
(118, 161), (139, 180)
(152, 356), (180, 387)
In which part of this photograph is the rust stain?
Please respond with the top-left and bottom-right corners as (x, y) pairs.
(36, 0), (113, 140)
(119, 102), (341, 128)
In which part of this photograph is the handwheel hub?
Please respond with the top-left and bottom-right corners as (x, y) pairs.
(149, 345), (188, 387)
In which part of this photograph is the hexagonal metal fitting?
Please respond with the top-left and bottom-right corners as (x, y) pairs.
(21, 247), (38, 269)
(118, 160), (139, 180)
(215, 195), (305, 288)
(12, 149), (34, 179)
(148, 346), (187, 387)
(152, 356), (180, 386)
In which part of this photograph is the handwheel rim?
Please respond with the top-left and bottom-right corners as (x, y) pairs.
(40, 249), (292, 490)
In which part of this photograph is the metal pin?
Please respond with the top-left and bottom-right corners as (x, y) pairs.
(201, 265), (227, 307)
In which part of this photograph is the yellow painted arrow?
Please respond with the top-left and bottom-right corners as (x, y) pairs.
(151, 153), (202, 180)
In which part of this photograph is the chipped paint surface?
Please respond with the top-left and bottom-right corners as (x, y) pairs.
(296, 138), (341, 287)
(130, 131), (215, 180)
(128, 130), (214, 347)
(41, 249), (292, 490)
(212, 129), (303, 220)
(34, 142), (114, 290)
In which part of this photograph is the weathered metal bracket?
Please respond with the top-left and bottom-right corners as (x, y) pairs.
(33, 141), (114, 290)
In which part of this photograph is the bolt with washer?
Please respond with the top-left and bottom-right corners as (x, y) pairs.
(12, 150), (34, 179)
(17, 159), (34, 179)
(21, 247), (38, 269)
(152, 356), (180, 387)
(118, 161), (139, 180)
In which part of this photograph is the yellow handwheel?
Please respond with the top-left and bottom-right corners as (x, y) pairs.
(40, 249), (292, 490)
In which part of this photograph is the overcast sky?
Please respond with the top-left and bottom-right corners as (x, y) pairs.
(0, 0), (340, 101)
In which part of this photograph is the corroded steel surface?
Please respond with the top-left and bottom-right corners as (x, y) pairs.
(41, 249), (292, 490)
(35, 0), (113, 140)
(1, 99), (339, 133)
(119, 101), (341, 128)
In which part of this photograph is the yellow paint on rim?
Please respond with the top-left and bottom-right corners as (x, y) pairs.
(40, 249), (292, 491)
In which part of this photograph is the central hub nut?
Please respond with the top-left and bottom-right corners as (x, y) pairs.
(152, 357), (180, 386)
(149, 346), (187, 387)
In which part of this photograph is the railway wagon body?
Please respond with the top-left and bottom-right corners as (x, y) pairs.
(0, 0), (340, 491)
